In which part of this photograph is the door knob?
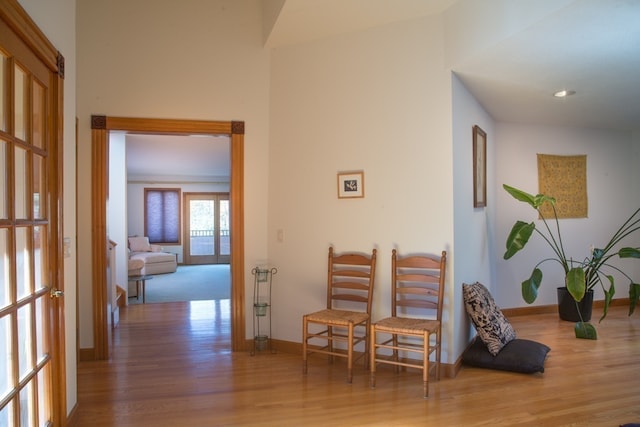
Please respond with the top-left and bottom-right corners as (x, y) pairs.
(50, 289), (64, 298)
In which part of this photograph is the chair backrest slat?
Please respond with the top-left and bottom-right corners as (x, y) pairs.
(333, 253), (374, 265)
(332, 269), (372, 278)
(396, 286), (439, 297)
(396, 273), (440, 284)
(396, 255), (441, 269)
(332, 294), (369, 303)
(396, 300), (439, 310)
(332, 282), (370, 291)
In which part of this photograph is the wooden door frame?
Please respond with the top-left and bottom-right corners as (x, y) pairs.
(90, 116), (245, 358)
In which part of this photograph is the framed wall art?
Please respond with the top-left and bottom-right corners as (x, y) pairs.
(337, 171), (364, 199)
(473, 125), (487, 208)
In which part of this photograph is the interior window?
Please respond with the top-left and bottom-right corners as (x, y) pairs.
(144, 188), (181, 244)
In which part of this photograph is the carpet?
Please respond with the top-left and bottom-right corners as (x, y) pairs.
(128, 264), (230, 304)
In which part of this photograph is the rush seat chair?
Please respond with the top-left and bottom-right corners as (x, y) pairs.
(370, 249), (446, 398)
(302, 247), (377, 383)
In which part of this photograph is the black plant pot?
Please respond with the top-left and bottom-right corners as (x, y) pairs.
(557, 287), (594, 322)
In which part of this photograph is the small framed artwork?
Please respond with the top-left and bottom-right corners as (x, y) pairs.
(473, 125), (487, 208)
(337, 171), (364, 199)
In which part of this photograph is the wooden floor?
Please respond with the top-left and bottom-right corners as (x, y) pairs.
(74, 302), (640, 426)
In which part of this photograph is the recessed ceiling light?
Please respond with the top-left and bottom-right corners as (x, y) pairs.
(553, 89), (576, 98)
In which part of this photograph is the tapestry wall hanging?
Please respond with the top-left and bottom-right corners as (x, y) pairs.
(537, 154), (587, 218)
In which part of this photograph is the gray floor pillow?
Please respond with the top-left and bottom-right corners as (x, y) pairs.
(462, 337), (550, 374)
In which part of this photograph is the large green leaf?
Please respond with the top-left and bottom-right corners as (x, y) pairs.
(575, 322), (597, 340)
(504, 221), (535, 259)
(619, 247), (640, 259)
(503, 184), (537, 206)
(599, 275), (615, 322)
(566, 267), (586, 302)
(629, 283), (640, 316)
(521, 268), (542, 304)
(503, 184), (556, 209)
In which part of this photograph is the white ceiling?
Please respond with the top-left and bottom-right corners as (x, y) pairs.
(452, 0), (640, 131)
(266, 0), (640, 132)
(264, 0), (458, 47)
(126, 134), (230, 182)
(128, 0), (640, 180)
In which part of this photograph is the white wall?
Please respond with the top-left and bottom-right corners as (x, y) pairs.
(17, 0), (77, 416)
(267, 15), (456, 361)
(494, 124), (640, 308)
(76, 0), (271, 348)
(451, 74), (496, 358)
(108, 134), (128, 295)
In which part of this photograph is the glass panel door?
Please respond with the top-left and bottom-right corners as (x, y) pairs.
(189, 198), (215, 261)
(184, 193), (230, 264)
(0, 15), (59, 426)
(219, 196), (230, 262)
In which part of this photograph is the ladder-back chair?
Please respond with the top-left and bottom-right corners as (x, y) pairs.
(302, 247), (377, 383)
(370, 249), (446, 398)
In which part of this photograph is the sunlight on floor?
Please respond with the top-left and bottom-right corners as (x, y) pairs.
(188, 299), (230, 319)
(188, 299), (231, 343)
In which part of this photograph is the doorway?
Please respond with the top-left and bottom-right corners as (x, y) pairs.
(91, 117), (246, 359)
(184, 193), (230, 265)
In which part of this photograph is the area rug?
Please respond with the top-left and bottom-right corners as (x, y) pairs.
(128, 264), (230, 305)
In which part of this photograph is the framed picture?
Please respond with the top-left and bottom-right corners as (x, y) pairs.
(337, 171), (364, 199)
(473, 125), (487, 208)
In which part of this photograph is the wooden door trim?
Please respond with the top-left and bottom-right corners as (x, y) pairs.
(0, 0), (59, 71)
(90, 116), (245, 358)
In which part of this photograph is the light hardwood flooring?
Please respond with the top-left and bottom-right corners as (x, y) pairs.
(74, 301), (640, 426)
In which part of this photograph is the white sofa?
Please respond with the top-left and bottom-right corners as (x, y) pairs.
(128, 236), (178, 276)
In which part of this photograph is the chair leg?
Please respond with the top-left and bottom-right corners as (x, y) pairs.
(328, 326), (334, 364)
(423, 331), (429, 399)
(302, 316), (308, 375)
(363, 322), (369, 370)
(369, 324), (376, 389)
(393, 334), (400, 374)
(435, 330), (441, 381)
(347, 322), (354, 383)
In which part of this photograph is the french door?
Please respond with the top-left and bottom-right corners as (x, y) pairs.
(0, 2), (65, 426)
(183, 193), (230, 265)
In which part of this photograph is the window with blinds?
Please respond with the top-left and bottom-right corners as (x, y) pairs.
(144, 188), (181, 244)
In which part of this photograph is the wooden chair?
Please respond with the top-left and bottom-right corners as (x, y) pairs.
(302, 247), (377, 383)
(370, 249), (446, 398)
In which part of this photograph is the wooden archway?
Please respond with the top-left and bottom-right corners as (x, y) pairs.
(91, 116), (245, 359)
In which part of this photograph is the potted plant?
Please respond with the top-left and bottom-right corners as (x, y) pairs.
(502, 184), (640, 339)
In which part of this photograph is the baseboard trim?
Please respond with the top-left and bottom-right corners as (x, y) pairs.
(78, 347), (95, 362)
(502, 297), (630, 317)
(66, 402), (79, 426)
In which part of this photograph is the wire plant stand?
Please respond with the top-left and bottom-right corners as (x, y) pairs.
(251, 266), (277, 355)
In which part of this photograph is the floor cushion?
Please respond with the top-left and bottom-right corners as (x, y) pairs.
(462, 337), (550, 374)
(463, 282), (517, 355)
